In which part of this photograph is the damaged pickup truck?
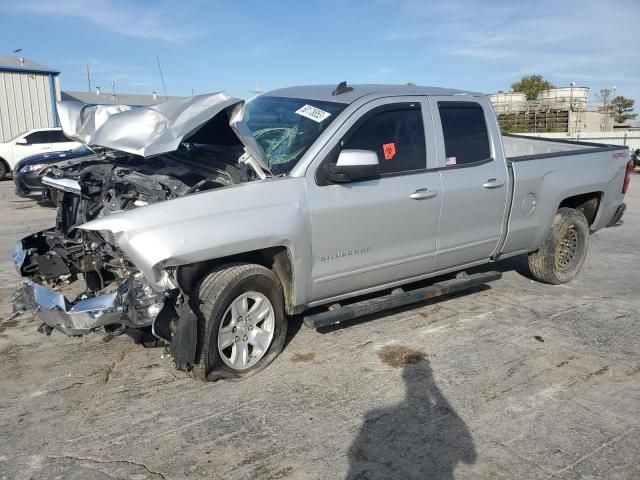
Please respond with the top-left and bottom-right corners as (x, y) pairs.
(12, 84), (632, 380)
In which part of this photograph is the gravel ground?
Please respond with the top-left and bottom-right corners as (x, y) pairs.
(0, 178), (638, 480)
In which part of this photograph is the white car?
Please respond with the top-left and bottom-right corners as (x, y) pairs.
(0, 127), (80, 179)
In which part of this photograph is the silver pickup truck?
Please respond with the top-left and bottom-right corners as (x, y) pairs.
(12, 83), (632, 380)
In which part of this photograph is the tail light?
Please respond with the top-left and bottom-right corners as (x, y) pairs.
(623, 159), (633, 194)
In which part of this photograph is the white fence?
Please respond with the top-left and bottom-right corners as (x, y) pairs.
(518, 131), (640, 151)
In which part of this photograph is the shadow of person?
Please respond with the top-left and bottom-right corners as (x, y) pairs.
(347, 360), (476, 479)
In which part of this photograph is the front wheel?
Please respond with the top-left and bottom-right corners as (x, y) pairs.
(191, 263), (287, 381)
(0, 160), (8, 180)
(528, 207), (590, 284)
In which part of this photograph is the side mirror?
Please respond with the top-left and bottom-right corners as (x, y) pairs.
(16, 138), (28, 145)
(325, 149), (379, 183)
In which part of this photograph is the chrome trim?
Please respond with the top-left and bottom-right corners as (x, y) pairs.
(11, 239), (166, 337)
(15, 280), (124, 336)
(11, 240), (26, 270)
(42, 176), (82, 194)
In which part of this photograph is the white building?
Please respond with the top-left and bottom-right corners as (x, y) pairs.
(0, 55), (61, 143)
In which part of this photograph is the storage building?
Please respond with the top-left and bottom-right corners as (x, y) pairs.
(0, 55), (60, 143)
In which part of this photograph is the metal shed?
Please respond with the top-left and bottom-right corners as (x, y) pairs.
(0, 55), (60, 143)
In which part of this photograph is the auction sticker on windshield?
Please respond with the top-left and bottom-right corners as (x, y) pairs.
(295, 104), (332, 123)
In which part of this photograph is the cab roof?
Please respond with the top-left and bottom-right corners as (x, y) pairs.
(265, 84), (484, 104)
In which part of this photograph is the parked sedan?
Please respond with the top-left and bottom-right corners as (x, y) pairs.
(13, 145), (93, 198)
(0, 127), (80, 179)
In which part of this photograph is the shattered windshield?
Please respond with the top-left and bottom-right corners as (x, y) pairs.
(244, 96), (346, 175)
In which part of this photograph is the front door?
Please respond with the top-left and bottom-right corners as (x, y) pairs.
(15, 131), (52, 163)
(307, 98), (441, 303)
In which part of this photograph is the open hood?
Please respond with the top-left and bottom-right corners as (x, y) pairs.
(56, 93), (269, 173)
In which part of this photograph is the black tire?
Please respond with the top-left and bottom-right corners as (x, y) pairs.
(0, 160), (8, 180)
(191, 263), (287, 381)
(528, 207), (589, 284)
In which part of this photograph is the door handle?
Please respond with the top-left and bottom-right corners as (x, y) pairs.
(410, 189), (438, 200)
(483, 178), (505, 189)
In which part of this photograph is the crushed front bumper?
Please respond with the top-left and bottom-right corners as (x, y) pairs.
(12, 280), (124, 336)
(11, 239), (165, 337)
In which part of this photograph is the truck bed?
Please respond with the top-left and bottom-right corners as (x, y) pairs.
(499, 135), (628, 259)
(503, 134), (622, 160)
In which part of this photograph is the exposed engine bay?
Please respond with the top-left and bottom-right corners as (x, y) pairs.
(11, 92), (271, 371)
(52, 144), (246, 230)
(23, 144), (247, 287)
(13, 144), (251, 358)
(10, 92), (295, 371)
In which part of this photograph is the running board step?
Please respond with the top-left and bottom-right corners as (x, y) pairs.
(303, 271), (502, 329)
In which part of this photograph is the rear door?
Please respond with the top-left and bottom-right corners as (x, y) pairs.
(48, 129), (78, 151)
(307, 97), (442, 303)
(428, 97), (509, 270)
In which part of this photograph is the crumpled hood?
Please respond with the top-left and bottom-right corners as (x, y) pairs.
(57, 92), (245, 158)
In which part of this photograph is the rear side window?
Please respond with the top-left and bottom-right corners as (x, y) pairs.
(343, 105), (426, 175)
(438, 102), (490, 166)
(49, 130), (71, 143)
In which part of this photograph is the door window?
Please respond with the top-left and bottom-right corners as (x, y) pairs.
(438, 102), (491, 166)
(48, 130), (72, 143)
(343, 104), (426, 175)
(24, 131), (50, 144)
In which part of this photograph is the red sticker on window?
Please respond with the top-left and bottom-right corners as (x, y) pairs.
(383, 142), (396, 160)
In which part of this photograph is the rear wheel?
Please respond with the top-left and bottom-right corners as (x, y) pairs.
(192, 263), (287, 381)
(528, 207), (589, 284)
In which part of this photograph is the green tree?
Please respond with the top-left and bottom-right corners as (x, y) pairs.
(510, 75), (554, 100)
(611, 96), (637, 123)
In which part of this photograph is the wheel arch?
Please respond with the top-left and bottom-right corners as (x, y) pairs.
(558, 191), (602, 227)
(0, 157), (10, 179)
(175, 246), (301, 315)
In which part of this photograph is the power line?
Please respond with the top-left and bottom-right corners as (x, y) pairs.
(59, 70), (224, 92)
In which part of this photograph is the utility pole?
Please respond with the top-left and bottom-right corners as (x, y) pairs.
(249, 81), (263, 96)
(156, 56), (169, 100)
(111, 81), (116, 101)
(611, 85), (617, 130)
(86, 65), (91, 93)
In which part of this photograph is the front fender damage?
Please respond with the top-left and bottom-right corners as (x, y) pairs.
(9, 91), (275, 374)
(11, 234), (199, 372)
(12, 234), (165, 335)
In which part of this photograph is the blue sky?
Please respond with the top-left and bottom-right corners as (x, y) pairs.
(1, 0), (638, 107)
